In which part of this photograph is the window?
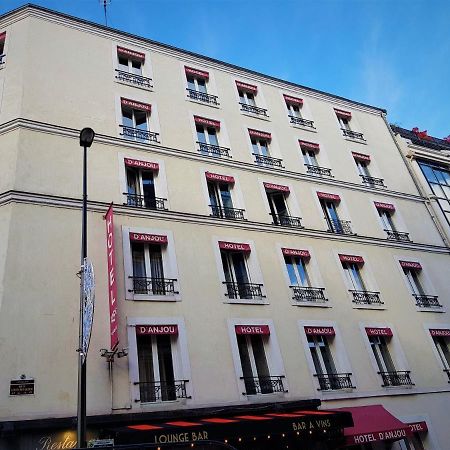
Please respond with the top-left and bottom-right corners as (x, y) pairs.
(430, 329), (450, 381)
(302, 148), (318, 167)
(285, 254), (310, 287)
(284, 94), (314, 128)
(249, 130), (282, 168)
(353, 152), (385, 186)
(115, 47), (152, 88)
(335, 109), (365, 141)
(342, 261), (366, 291)
(375, 202), (409, 241)
(318, 192), (352, 234)
(264, 183), (301, 227)
(206, 172), (244, 220)
(118, 54), (143, 75)
(194, 116), (229, 157)
(120, 98), (158, 143)
(300, 141), (331, 177)
(185, 66), (218, 105)
(236, 80), (267, 116)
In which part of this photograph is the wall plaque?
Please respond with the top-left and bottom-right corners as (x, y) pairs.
(10, 379), (34, 395)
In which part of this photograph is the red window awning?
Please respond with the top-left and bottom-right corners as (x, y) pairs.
(236, 80), (257, 94)
(429, 329), (450, 337)
(335, 108), (352, 119)
(124, 158), (159, 171)
(136, 325), (178, 335)
(366, 327), (393, 337)
(282, 248), (310, 258)
(248, 128), (271, 141)
(299, 140), (320, 152)
(332, 405), (413, 445)
(339, 254), (365, 264)
(264, 182), (290, 193)
(218, 241), (251, 252)
(0, 32), (6, 43)
(194, 116), (220, 129)
(374, 201), (395, 211)
(317, 191), (341, 202)
(205, 171), (235, 184)
(352, 151), (371, 162)
(283, 94), (303, 106)
(235, 325), (270, 335)
(185, 66), (209, 79)
(130, 233), (168, 244)
(399, 260), (422, 270)
(304, 326), (335, 336)
(121, 97), (151, 112)
(117, 46), (145, 61)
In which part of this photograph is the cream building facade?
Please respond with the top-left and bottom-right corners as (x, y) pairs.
(0, 5), (449, 450)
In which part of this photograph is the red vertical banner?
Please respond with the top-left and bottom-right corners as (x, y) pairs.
(105, 204), (119, 351)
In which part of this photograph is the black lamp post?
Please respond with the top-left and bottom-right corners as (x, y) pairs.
(77, 127), (95, 448)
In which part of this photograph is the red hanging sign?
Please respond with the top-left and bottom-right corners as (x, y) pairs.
(248, 128), (271, 140)
(185, 66), (209, 79)
(304, 326), (335, 336)
(0, 32), (6, 42)
(317, 191), (341, 202)
(124, 158), (159, 171)
(205, 172), (235, 184)
(399, 260), (422, 270)
(339, 254), (364, 264)
(282, 248), (310, 258)
(235, 325), (270, 335)
(194, 116), (220, 129)
(236, 80), (258, 93)
(334, 108), (352, 119)
(117, 46), (145, 61)
(365, 327), (393, 337)
(218, 241), (251, 252)
(283, 94), (303, 106)
(136, 325), (178, 335)
(352, 152), (371, 162)
(299, 140), (320, 152)
(130, 233), (168, 244)
(374, 201), (395, 211)
(429, 329), (450, 337)
(121, 98), (151, 112)
(105, 205), (119, 351)
(263, 182), (290, 193)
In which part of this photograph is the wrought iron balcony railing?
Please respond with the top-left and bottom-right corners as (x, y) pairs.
(197, 141), (231, 158)
(327, 218), (353, 235)
(378, 371), (414, 387)
(0, 54), (5, 64)
(115, 69), (153, 88)
(342, 128), (365, 141)
(270, 213), (303, 228)
(413, 294), (442, 308)
(210, 205), (246, 220)
(289, 115), (315, 128)
(134, 380), (189, 403)
(124, 193), (167, 210)
(350, 290), (384, 305)
(305, 164), (333, 177)
(314, 373), (355, 391)
(444, 369), (450, 382)
(186, 88), (219, 105)
(253, 153), (284, 168)
(360, 174), (386, 187)
(385, 229), (411, 242)
(129, 277), (178, 295)
(120, 125), (160, 143)
(291, 286), (328, 303)
(240, 102), (268, 116)
(240, 376), (286, 395)
(223, 281), (264, 300)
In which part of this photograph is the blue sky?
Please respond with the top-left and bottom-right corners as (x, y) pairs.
(1, 0), (449, 138)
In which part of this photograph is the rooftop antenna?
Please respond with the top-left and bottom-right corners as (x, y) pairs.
(100, 0), (111, 27)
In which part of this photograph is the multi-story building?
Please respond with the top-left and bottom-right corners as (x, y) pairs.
(0, 4), (449, 450)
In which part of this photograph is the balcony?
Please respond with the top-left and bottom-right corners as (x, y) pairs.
(240, 376), (287, 395)
(341, 128), (365, 141)
(327, 218), (353, 235)
(253, 153), (284, 168)
(289, 115), (315, 128)
(360, 174), (385, 187)
(186, 88), (219, 105)
(198, 142), (231, 158)
(270, 213), (303, 228)
(120, 125), (160, 143)
(240, 102), (268, 117)
(134, 380), (189, 403)
(115, 69), (153, 89)
(378, 371), (414, 387)
(385, 230), (411, 242)
(413, 294), (442, 308)
(223, 281), (264, 300)
(0, 54), (5, 65)
(305, 164), (333, 177)
(314, 373), (355, 391)
(129, 277), (178, 295)
(124, 193), (167, 210)
(444, 369), (450, 382)
(350, 290), (383, 305)
(291, 286), (328, 303)
(210, 205), (246, 220)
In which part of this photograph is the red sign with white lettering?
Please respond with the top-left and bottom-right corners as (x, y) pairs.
(317, 191), (341, 202)
(429, 329), (450, 337)
(282, 248), (310, 258)
(352, 151), (371, 162)
(365, 327), (393, 337)
(399, 260), (422, 270)
(206, 172), (235, 184)
(105, 205), (119, 351)
(248, 128), (271, 140)
(185, 66), (209, 79)
(136, 325), (178, 335)
(304, 326), (335, 336)
(339, 254), (365, 264)
(194, 116), (220, 129)
(218, 241), (251, 252)
(299, 140), (320, 152)
(235, 325), (270, 335)
(263, 182), (290, 193)
(124, 158), (159, 171)
(0, 32), (6, 42)
(283, 94), (303, 106)
(130, 233), (168, 244)
(374, 201), (395, 211)
(121, 97), (151, 112)
(117, 46), (145, 61)
(335, 108), (352, 119)
(236, 80), (258, 93)
(407, 421), (428, 433)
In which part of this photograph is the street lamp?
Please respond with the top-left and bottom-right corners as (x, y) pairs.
(77, 127), (95, 448)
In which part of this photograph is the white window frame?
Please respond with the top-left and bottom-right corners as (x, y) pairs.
(122, 226), (181, 301)
(312, 189), (353, 234)
(189, 112), (230, 154)
(424, 323), (450, 383)
(234, 80), (269, 119)
(182, 63), (219, 108)
(127, 316), (191, 409)
(334, 109), (366, 144)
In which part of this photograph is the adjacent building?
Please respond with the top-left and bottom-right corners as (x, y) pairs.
(0, 5), (449, 450)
